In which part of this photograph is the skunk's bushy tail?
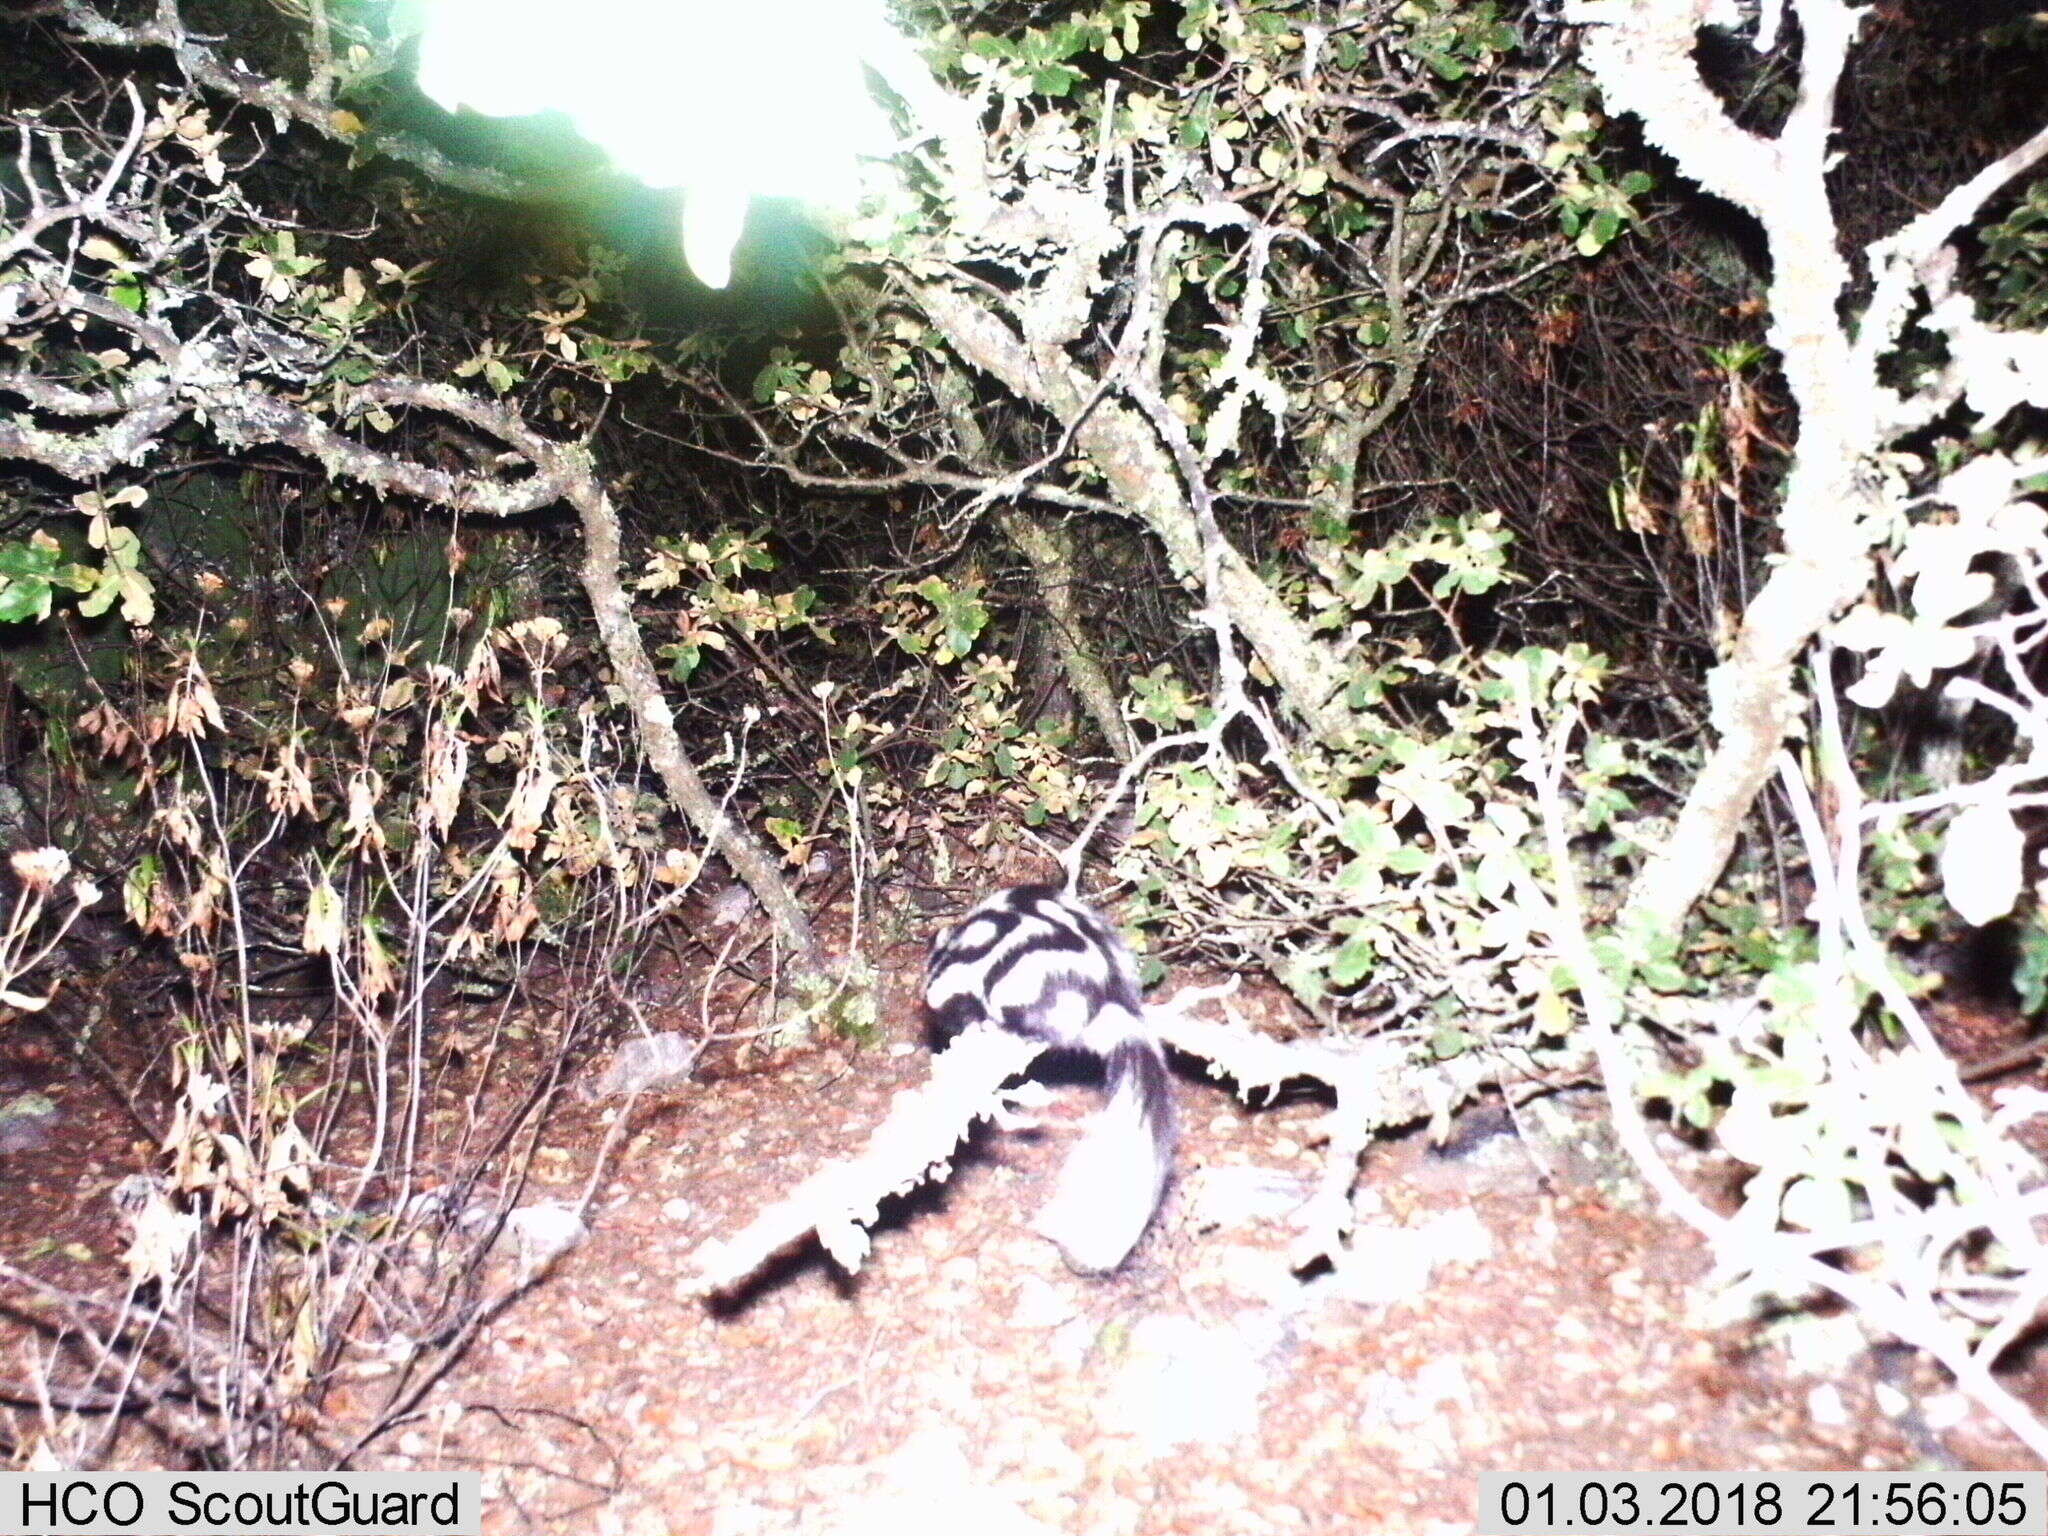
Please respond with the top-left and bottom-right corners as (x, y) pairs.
(1035, 1035), (1177, 1274)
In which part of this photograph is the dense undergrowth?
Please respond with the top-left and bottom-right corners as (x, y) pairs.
(0, 0), (2044, 1470)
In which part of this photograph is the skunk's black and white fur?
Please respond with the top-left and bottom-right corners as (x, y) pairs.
(926, 884), (1175, 1273)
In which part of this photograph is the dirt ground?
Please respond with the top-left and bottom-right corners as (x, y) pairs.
(378, 954), (2044, 1535)
(2, 922), (2042, 1535)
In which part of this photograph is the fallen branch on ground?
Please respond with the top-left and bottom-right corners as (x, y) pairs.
(686, 985), (1575, 1294)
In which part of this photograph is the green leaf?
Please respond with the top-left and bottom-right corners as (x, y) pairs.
(1416, 47), (1468, 81)
(124, 853), (161, 929)
(1328, 932), (1376, 986)
(2016, 921), (2048, 1016)
(1337, 808), (1398, 861)
(1778, 1175), (1853, 1234)
(663, 642), (702, 682)
(0, 544), (57, 578)
(0, 577), (51, 624)
(1429, 1026), (1474, 1059)
(1473, 847), (1521, 902)
(76, 567), (119, 619)
(1639, 959), (1689, 994)
(1387, 845), (1431, 876)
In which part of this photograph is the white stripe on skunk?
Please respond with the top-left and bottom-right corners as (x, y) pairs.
(926, 884), (1175, 1273)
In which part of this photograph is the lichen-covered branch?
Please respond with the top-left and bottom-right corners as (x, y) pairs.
(687, 1024), (1047, 1293)
(688, 986), (1581, 1294)
(0, 125), (824, 973)
(564, 465), (825, 972)
(913, 272), (1354, 745)
(998, 508), (1138, 763)
(41, 0), (544, 203)
(1515, 664), (2048, 1461)
(1573, 0), (2047, 933)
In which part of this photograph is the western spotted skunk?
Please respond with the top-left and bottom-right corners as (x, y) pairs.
(925, 884), (1175, 1273)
